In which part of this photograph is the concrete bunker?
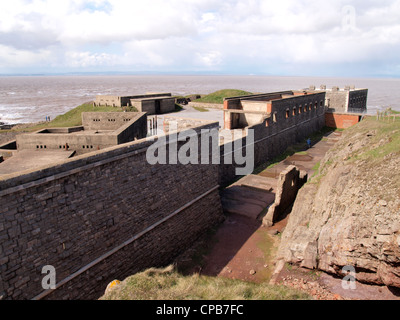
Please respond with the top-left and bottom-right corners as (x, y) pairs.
(223, 91), (326, 130)
(15, 112), (148, 155)
(0, 112), (148, 176)
(94, 93), (176, 115)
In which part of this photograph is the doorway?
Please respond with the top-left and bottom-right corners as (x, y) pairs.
(155, 100), (161, 114)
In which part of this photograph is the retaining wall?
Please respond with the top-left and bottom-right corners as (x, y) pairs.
(0, 121), (224, 300)
(1, 98), (327, 299)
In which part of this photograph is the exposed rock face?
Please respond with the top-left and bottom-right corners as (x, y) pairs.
(276, 120), (400, 288)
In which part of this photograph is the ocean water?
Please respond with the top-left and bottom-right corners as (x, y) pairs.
(0, 75), (399, 124)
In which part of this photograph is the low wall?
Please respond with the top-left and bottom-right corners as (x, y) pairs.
(82, 112), (144, 131)
(0, 121), (224, 300)
(188, 102), (224, 110)
(263, 166), (308, 227)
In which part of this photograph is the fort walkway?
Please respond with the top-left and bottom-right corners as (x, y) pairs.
(198, 130), (342, 283)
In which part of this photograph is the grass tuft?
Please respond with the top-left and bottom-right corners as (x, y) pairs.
(195, 89), (253, 104)
(99, 266), (311, 300)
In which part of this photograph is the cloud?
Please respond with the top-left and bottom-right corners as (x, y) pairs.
(0, 0), (400, 76)
(65, 51), (119, 67)
(0, 44), (54, 69)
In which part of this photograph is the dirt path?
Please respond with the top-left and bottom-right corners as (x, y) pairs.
(200, 214), (278, 284)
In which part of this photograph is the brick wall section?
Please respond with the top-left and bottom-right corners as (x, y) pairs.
(0, 122), (224, 300)
(325, 112), (361, 129)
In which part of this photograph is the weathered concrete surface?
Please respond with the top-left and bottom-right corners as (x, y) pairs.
(221, 175), (276, 220)
(0, 150), (75, 175)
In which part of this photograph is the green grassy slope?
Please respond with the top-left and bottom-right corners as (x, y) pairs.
(195, 89), (253, 104)
(99, 266), (310, 300)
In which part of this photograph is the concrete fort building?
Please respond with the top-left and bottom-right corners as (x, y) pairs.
(306, 85), (368, 129)
(307, 85), (368, 114)
(222, 87), (368, 131)
(16, 112), (147, 154)
(94, 93), (176, 115)
(0, 87), (370, 300)
(223, 90), (327, 130)
(0, 112), (147, 176)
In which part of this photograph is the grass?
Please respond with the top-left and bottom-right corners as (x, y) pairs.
(345, 115), (400, 164)
(255, 230), (277, 281)
(9, 101), (186, 133)
(13, 103), (123, 132)
(309, 115), (400, 189)
(193, 106), (209, 112)
(99, 266), (311, 300)
(174, 104), (184, 112)
(311, 162), (321, 178)
(195, 89), (253, 104)
(252, 126), (337, 175)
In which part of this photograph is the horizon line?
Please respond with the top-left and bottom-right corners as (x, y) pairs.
(0, 71), (399, 80)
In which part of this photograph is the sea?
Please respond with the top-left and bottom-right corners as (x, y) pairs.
(0, 75), (399, 125)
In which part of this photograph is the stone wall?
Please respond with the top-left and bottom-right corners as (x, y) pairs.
(82, 112), (140, 131)
(325, 90), (348, 113)
(94, 96), (121, 107)
(1, 95), (329, 299)
(94, 93), (172, 108)
(263, 165), (308, 227)
(0, 121), (224, 300)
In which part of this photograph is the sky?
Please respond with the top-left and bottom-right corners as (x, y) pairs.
(0, 0), (400, 77)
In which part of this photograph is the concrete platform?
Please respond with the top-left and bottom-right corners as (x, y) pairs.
(0, 150), (75, 176)
(221, 175), (276, 220)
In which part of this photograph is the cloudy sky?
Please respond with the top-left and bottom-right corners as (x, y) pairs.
(0, 0), (399, 77)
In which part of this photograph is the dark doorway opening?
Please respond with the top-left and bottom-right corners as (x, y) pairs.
(155, 100), (161, 114)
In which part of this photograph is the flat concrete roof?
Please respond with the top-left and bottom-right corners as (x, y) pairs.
(0, 150), (75, 176)
(35, 129), (114, 135)
(130, 96), (174, 102)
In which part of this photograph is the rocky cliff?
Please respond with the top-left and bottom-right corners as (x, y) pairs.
(276, 116), (400, 288)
